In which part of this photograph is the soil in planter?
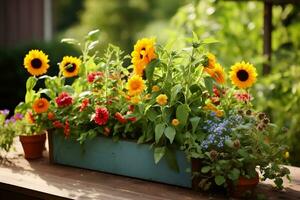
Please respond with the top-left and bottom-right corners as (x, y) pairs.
(19, 133), (46, 160)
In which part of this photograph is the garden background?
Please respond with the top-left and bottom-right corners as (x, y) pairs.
(0, 0), (299, 165)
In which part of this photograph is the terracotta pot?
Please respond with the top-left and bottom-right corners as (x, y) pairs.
(229, 173), (259, 198)
(19, 132), (46, 160)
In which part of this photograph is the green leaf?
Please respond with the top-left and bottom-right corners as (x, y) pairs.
(26, 76), (37, 91)
(228, 168), (240, 181)
(202, 37), (219, 44)
(170, 84), (182, 105)
(189, 84), (201, 94)
(204, 77), (214, 95)
(215, 175), (225, 186)
(190, 117), (200, 133)
(87, 29), (100, 40)
(165, 149), (179, 172)
(176, 104), (190, 126)
(154, 147), (166, 164)
(164, 126), (176, 144)
(201, 166), (211, 173)
(146, 108), (158, 121)
(145, 59), (160, 82)
(155, 123), (165, 143)
(61, 38), (80, 45)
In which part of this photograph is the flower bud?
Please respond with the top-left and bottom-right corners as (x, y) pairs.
(233, 139), (241, 149)
(210, 150), (218, 160)
(258, 112), (266, 120)
(246, 109), (252, 115)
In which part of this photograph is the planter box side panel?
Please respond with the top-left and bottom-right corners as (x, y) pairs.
(51, 133), (192, 188)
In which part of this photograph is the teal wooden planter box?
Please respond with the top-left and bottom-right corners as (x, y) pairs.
(48, 132), (192, 188)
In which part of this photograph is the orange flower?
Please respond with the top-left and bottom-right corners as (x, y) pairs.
(172, 119), (180, 126)
(47, 112), (55, 120)
(32, 98), (49, 114)
(156, 94), (168, 106)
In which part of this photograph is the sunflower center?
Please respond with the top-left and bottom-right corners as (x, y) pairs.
(31, 58), (42, 69)
(65, 63), (76, 72)
(237, 70), (249, 81)
(38, 102), (44, 108)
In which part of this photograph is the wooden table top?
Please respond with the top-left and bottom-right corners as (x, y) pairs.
(0, 138), (299, 200)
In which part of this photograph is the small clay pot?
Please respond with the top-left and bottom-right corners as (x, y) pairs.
(19, 132), (46, 160)
(229, 173), (259, 198)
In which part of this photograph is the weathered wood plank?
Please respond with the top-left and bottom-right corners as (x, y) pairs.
(0, 139), (299, 200)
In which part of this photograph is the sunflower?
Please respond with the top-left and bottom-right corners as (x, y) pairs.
(60, 56), (81, 77)
(23, 50), (50, 76)
(126, 75), (146, 96)
(32, 98), (50, 114)
(131, 38), (156, 76)
(230, 61), (257, 89)
(211, 63), (226, 84)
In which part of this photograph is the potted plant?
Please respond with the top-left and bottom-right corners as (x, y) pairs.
(183, 60), (291, 197)
(14, 49), (52, 160)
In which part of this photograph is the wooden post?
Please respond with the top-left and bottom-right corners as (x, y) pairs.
(263, 0), (272, 75)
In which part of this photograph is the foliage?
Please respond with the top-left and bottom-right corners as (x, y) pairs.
(0, 110), (23, 151)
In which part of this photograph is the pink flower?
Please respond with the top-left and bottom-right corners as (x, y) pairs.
(114, 112), (127, 124)
(56, 92), (73, 107)
(87, 71), (104, 83)
(93, 107), (109, 126)
(234, 92), (252, 102)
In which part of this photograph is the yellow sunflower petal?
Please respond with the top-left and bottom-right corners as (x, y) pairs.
(230, 61), (257, 89)
(23, 49), (50, 76)
(59, 56), (81, 78)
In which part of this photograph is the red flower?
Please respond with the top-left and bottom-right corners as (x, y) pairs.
(56, 92), (73, 107)
(80, 98), (89, 112)
(53, 120), (63, 128)
(93, 107), (109, 126)
(126, 111), (136, 122)
(64, 119), (70, 138)
(87, 71), (104, 83)
(234, 92), (252, 102)
(114, 112), (127, 124)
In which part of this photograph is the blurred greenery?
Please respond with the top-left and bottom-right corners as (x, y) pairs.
(0, 0), (299, 165)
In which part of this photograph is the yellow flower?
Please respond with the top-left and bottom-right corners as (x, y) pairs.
(130, 96), (141, 105)
(152, 85), (160, 92)
(144, 94), (151, 100)
(156, 94), (168, 106)
(284, 151), (290, 159)
(204, 53), (216, 74)
(25, 111), (35, 124)
(32, 98), (50, 114)
(133, 65), (146, 76)
(209, 63), (226, 84)
(230, 61), (257, 89)
(23, 49), (50, 76)
(216, 110), (224, 117)
(60, 56), (81, 77)
(131, 38), (156, 76)
(204, 102), (223, 117)
(172, 119), (180, 126)
(126, 75), (146, 96)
